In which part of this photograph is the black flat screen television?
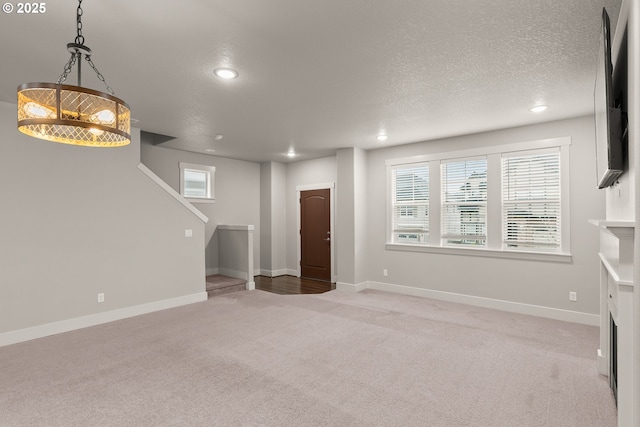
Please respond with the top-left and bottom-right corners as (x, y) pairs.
(594, 8), (624, 189)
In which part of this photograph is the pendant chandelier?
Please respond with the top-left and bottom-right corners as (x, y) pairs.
(17, 0), (130, 147)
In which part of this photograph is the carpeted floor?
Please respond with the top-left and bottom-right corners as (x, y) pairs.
(206, 274), (246, 297)
(0, 289), (616, 426)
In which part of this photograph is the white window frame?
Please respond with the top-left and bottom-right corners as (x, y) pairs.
(441, 156), (488, 247)
(385, 137), (571, 262)
(179, 162), (215, 203)
(390, 163), (430, 244)
(501, 147), (561, 252)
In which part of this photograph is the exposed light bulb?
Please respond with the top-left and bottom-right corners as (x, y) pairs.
(287, 150), (296, 158)
(91, 109), (116, 124)
(23, 102), (53, 119)
(89, 128), (104, 136)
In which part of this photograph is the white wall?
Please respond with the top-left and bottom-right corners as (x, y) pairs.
(218, 226), (254, 282)
(140, 138), (261, 275)
(260, 163), (272, 272)
(610, 0), (640, 423)
(271, 162), (287, 274)
(259, 162), (287, 276)
(0, 101), (206, 339)
(335, 148), (368, 287)
(336, 149), (356, 284)
(354, 148), (368, 285)
(285, 156), (337, 274)
(365, 116), (605, 315)
(630, 0), (640, 421)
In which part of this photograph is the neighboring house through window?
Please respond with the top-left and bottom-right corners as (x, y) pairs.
(386, 137), (571, 261)
(441, 157), (487, 247)
(391, 164), (429, 244)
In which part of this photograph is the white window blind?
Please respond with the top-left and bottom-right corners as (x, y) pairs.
(441, 158), (487, 246)
(179, 162), (215, 202)
(391, 165), (429, 244)
(502, 150), (560, 250)
(183, 169), (208, 198)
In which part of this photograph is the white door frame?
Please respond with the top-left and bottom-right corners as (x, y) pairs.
(296, 182), (336, 283)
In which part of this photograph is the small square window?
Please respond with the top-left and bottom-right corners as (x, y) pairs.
(179, 162), (215, 202)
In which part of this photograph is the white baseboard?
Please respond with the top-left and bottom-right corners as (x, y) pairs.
(285, 269), (298, 277)
(365, 281), (599, 326)
(271, 269), (288, 277)
(246, 281), (256, 290)
(206, 268), (219, 276)
(597, 348), (609, 376)
(336, 281), (368, 292)
(0, 292), (208, 348)
(258, 269), (288, 277)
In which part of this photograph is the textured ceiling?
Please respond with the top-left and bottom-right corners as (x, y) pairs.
(0, 0), (622, 163)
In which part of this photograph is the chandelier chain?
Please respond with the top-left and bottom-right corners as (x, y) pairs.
(76, 0), (84, 45)
(54, 0), (116, 95)
(56, 52), (78, 85)
(85, 57), (115, 95)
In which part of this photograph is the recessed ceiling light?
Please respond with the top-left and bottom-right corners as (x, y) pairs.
(205, 149), (216, 153)
(213, 134), (223, 141)
(287, 150), (296, 158)
(529, 105), (548, 113)
(214, 68), (238, 79)
(377, 134), (389, 141)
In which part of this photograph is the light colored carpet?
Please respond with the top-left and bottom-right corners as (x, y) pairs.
(206, 274), (246, 297)
(0, 289), (616, 426)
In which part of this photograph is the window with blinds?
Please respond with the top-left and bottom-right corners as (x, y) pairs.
(179, 162), (215, 202)
(386, 137), (569, 257)
(502, 150), (560, 250)
(183, 169), (208, 198)
(391, 164), (429, 244)
(441, 158), (487, 246)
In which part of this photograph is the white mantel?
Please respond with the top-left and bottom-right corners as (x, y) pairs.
(589, 219), (636, 426)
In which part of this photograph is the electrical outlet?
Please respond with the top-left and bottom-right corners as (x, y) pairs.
(569, 291), (577, 302)
(383, 269), (388, 277)
(97, 293), (105, 303)
(184, 229), (193, 238)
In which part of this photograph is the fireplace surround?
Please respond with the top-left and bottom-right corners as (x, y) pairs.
(589, 219), (635, 425)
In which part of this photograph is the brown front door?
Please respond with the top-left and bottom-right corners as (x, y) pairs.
(300, 189), (331, 282)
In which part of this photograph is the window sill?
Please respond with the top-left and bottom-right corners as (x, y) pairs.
(185, 198), (215, 204)
(385, 243), (572, 263)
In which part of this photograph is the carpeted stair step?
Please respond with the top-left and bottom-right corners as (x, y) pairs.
(206, 274), (246, 297)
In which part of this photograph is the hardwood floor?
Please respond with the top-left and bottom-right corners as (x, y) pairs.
(254, 275), (335, 295)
